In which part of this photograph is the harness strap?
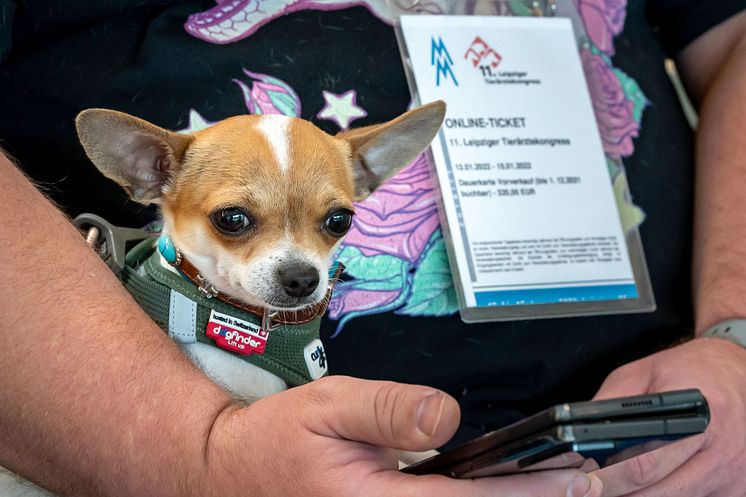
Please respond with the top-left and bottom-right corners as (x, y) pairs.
(121, 239), (329, 386)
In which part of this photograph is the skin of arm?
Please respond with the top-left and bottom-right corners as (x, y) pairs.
(0, 156), (604, 497)
(589, 10), (746, 497)
(0, 154), (233, 496)
(683, 10), (746, 334)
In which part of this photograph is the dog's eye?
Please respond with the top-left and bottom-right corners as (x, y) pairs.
(324, 209), (353, 236)
(212, 208), (252, 235)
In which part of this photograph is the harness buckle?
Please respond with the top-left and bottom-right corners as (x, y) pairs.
(262, 309), (283, 332)
(74, 213), (151, 277)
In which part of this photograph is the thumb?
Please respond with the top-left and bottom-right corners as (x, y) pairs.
(301, 376), (460, 452)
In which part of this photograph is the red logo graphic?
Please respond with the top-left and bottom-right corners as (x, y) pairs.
(206, 318), (268, 355)
(464, 36), (502, 69)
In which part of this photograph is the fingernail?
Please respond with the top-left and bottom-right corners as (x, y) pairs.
(566, 473), (591, 497)
(588, 474), (603, 497)
(416, 392), (445, 437)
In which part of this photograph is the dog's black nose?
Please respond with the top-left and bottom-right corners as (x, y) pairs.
(279, 265), (319, 299)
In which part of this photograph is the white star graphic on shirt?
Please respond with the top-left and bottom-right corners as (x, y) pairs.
(316, 90), (368, 130)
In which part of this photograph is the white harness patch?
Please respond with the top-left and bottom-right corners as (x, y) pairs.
(168, 290), (197, 343)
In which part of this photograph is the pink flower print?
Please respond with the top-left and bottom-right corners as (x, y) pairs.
(328, 286), (403, 321)
(575, 0), (627, 55)
(581, 50), (639, 158)
(343, 152), (440, 263)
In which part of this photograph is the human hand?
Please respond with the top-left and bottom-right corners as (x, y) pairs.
(590, 338), (746, 496)
(201, 376), (603, 497)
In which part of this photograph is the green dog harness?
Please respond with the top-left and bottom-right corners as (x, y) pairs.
(75, 214), (340, 387)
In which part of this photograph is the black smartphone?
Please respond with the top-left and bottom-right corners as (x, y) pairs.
(402, 389), (709, 478)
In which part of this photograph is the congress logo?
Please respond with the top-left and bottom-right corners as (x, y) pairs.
(431, 36), (459, 87)
(465, 36), (502, 77)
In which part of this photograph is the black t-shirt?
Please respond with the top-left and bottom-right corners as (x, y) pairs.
(1, 0), (744, 444)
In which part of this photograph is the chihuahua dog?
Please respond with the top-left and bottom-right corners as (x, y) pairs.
(71, 102), (445, 402)
(0, 102), (445, 497)
(75, 101), (446, 402)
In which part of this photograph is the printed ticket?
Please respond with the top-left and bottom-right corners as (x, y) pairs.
(397, 15), (654, 321)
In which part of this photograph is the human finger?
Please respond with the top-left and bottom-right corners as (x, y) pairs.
(592, 361), (653, 401)
(515, 451), (587, 472)
(590, 434), (704, 497)
(621, 453), (717, 497)
(579, 458), (600, 473)
(371, 468), (603, 497)
(300, 376), (461, 452)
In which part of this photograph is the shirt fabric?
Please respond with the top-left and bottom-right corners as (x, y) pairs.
(646, 0), (746, 55)
(1, 0), (744, 446)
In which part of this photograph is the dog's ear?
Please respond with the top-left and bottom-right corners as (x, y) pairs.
(337, 100), (446, 200)
(75, 109), (193, 204)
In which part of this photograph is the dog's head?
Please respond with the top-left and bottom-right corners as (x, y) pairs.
(76, 102), (445, 310)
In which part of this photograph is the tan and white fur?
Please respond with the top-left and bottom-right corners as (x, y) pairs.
(0, 102), (445, 496)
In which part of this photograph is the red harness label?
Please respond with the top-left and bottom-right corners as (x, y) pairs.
(206, 310), (268, 355)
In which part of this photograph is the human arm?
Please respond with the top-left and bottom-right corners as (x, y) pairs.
(0, 153), (230, 496)
(0, 154), (603, 497)
(590, 9), (746, 497)
(686, 9), (746, 333)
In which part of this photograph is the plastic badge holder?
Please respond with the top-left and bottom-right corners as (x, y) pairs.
(389, 0), (655, 322)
